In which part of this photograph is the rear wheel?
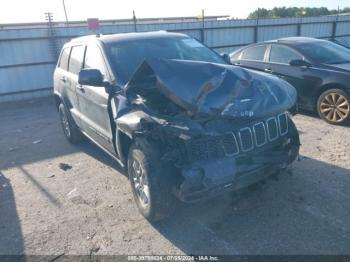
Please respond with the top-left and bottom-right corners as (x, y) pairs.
(128, 139), (176, 222)
(59, 103), (84, 144)
(317, 89), (350, 125)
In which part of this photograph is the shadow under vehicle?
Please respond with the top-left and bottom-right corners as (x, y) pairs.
(53, 31), (300, 221)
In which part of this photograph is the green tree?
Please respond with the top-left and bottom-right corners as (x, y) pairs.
(248, 8), (270, 19)
(248, 6), (350, 19)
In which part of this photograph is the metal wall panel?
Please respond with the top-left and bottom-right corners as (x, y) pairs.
(258, 25), (297, 41)
(0, 39), (52, 66)
(0, 14), (349, 102)
(336, 21), (350, 36)
(0, 64), (54, 94)
(205, 27), (254, 47)
(301, 23), (333, 38)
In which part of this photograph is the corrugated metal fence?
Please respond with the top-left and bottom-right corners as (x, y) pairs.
(1, 14), (350, 102)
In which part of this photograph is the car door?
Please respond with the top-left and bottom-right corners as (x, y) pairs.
(54, 46), (80, 124)
(76, 43), (115, 154)
(232, 45), (269, 72)
(64, 45), (85, 127)
(266, 44), (321, 110)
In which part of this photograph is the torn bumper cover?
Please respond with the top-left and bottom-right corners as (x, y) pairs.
(176, 117), (300, 202)
(123, 58), (300, 202)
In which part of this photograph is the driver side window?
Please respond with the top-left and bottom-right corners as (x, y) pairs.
(84, 44), (108, 79)
(269, 45), (302, 64)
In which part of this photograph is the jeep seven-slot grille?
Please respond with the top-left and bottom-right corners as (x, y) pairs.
(222, 133), (239, 156)
(266, 117), (279, 141)
(278, 113), (288, 135)
(185, 113), (289, 162)
(253, 122), (267, 147)
(239, 127), (254, 152)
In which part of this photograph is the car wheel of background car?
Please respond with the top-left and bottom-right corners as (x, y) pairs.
(128, 139), (176, 222)
(317, 89), (350, 125)
(58, 103), (84, 144)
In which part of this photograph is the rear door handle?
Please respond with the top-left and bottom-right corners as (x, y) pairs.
(264, 68), (273, 73)
(233, 62), (241, 66)
(60, 76), (67, 83)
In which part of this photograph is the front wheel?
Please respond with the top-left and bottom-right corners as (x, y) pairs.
(128, 139), (176, 222)
(317, 89), (350, 125)
(58, 103), (84, 144)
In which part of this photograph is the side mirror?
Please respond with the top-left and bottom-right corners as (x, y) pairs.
(289, 59), (311, 68)
(220, 53), (231, 64)
(78, 69), (104, 86)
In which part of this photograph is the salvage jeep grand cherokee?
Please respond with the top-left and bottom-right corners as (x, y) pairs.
(54, 31), (300, 221)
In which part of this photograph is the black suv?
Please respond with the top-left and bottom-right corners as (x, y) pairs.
(54, 31), (300, 221)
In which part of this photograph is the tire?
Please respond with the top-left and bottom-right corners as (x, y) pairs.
(317, 89), (350, 125)
(128, 139), (177, 222)
(58, 103), (84, 144)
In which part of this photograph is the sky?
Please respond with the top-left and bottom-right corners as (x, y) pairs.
(0, 0), (349, 24)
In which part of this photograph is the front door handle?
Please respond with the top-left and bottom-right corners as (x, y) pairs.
(264, 68), (273, 73)
(76, 85), (85, 92)
(233, 62), (241, 66)
(60, 76), (67, 83)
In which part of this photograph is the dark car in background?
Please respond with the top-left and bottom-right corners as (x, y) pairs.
(53, 31), (300, 221)
(230, 37), (350, 125)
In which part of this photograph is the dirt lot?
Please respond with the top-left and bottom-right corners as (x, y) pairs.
(0, 97), (349, 256)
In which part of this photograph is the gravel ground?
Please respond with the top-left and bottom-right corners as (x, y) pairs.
(0, 97), (349, 255)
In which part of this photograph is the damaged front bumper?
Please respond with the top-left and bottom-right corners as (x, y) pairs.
(170, 113), (300, 202)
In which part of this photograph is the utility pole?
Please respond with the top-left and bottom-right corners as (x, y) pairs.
(201, 9), (205, 43)
(45, 12), (59, 60)
(62, 0), (69, 26)
(45, 12), (53, 24)
(133, 10), (137, 32)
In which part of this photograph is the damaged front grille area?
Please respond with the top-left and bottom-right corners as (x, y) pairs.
(185, 113), (289, 162)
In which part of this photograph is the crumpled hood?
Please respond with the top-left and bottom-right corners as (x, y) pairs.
(126, 59), (297, 119)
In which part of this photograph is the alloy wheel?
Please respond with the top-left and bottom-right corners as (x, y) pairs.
(60, 108), (71, 138)
(131, 159), (150, 207)
(320, 92), (350, 123)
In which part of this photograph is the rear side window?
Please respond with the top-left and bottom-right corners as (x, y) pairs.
(68, 45), (85, 75)
(58, 47), (70, 70)
(269, 45), (302, 64)
(241, 45), (266, 61)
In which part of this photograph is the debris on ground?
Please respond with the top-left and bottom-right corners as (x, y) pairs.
(67, 188), (87, 205)
(32, 139), (42, 144)
(89, 245), (100, 255)
(86, 232), (96, 240)
(59, 163), (72, 171)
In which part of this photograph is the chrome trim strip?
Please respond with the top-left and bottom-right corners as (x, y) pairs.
(253, 122), (267, 147)
(266, 117), (279, 141)
(224, 132), (240, 156)
(239, 127), (254, 152)
(278, 113), (288, 136)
